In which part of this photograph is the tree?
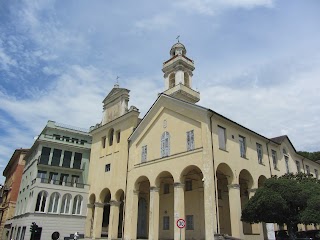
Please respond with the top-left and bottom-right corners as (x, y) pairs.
(241, 173), (320, 240)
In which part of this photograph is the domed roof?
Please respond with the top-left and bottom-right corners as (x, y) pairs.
(170, 42), (187, 56)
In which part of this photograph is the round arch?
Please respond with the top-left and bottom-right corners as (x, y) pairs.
(216, 163), (234, 185)
(258, 175), (267, 188)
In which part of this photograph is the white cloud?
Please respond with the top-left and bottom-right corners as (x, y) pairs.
(133, 13), (175, 32)
(173, 0), (274, 15)
(0, 47), (17, 70)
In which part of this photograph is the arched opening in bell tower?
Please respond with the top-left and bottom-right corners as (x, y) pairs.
(169, 73), (175, 88)
(184, 72), (190, 87)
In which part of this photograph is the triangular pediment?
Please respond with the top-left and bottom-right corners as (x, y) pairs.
(129, 94), (208, 143)
(102, 87), (130, 104)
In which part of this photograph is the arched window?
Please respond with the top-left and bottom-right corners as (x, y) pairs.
(161, 132), (170, 157)
(35, 191), (48, 212)
(60, 194), (72, 214)
(169, 73), (175, 88)
(48, 192), (60, 213)
(184, 72), (190, 87)
(72, 195), (83, 215)
(109, 128), (114, 146)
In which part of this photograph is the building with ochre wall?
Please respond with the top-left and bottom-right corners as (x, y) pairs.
(0, 149), (28, 240)
(6, 120), (92, 240)
(86, 42), (320, 240)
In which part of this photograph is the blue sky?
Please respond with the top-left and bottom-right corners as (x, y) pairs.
(1, 0), (320, 183)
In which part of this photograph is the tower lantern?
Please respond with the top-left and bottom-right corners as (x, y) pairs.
(162, 42), (200, 104)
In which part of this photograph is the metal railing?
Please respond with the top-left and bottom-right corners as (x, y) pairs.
(34, 177), (86, 189)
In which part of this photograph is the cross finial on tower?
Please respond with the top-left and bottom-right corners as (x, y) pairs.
(114, 76), (120, 88)
(176, 35), (180, 43)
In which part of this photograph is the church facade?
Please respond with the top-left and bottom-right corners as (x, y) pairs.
(85, 43), (320, 240)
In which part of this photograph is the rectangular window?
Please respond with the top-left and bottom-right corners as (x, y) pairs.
(272, 150), (277, 169)
(62, 151), (72, 168)
(37, 171), (47, 183)
(163, 216), (170, 230)
(80, 139), (87, 145)
(105, 164), (111, 172)
(218, 126), (226, 150)
(186, 215), (194, 230)
(285, 156), (290, 173)
(239, 136), (246, 158)
(306, 165), (310, 175)
(185, 180), (192, 191)
(71, 138), (79, 144)
(59, 174), (69, 185)
(39, 147), (51, 165)
(71, 175), (79, 185)
(296, 161), (301, 173)
(73, 152), (82, 169)
(116, 130), (121, 143)
(141, 145), (147, 162)
(102, 136), (106, 148)
(49, 172), (58, 184)
(53, 134), (61, 140)
(51, 149), (62, 166)
(186, 130), (194, 151)
(164, 183), (170, 194)
(315, 169), (319, 179)
(256, 143), (263, 164)
(62, 136), (70, 142)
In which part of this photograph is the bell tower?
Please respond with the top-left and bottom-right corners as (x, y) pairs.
(162, 42), (200, 104)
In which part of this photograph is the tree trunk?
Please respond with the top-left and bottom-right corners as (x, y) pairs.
(287, 223), (297, 240)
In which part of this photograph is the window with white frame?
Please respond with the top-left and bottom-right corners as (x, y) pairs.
(218, 126), (226, 150)
(48, 192), (60, 213)
(256, 143), (263, 164)
(306, 165), (310, 175)
(141, 145), (147, 162)
(163, 216), (170, 230)
(315, 169), (319, 179)
(272, 150), (278, 169)
(296, 161), (301, 173)
(35, 191), (48, 212)
(186, 130), (194, 151)
(239, 136), (246, 158)
(285, 156), (290, 174)
(186, 215), (194, 230)
(161, 132), (170, 157)
(72, 195), (83, 215)
(60, 194), (72, 214)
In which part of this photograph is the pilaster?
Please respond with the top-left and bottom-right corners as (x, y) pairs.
(148, 187), (160, 240)
(228, 184), (244, 239)
(174, 182), (185, 240)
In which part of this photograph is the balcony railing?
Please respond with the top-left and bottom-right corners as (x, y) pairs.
(32, 177), (86, 189)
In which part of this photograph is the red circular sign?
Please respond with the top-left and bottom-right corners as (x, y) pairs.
(176, 218), (186, 228)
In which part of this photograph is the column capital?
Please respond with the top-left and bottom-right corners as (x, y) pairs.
(87, 203), (94, 208)
(109, 200), (121, 207)
(94, 202), (105, 208)
(133, 190), (139, 195)
(150, 186), (160, 192)
(174, 182), (185, 188)
(228, 184), (240, 189)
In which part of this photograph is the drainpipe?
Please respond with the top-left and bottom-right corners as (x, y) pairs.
(209, 110), (220, 234)
(266, 140), (272, 177)
(122, 138), (131, 239)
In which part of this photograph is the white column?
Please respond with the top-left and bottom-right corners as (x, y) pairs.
(228, 184), (244, 239)
(92, 203), (104, 239)
(174, 182), (185, 240)
(108, 200), (121, 240)
(85, 203), (94, 238)
(148, 187), (160, 240)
